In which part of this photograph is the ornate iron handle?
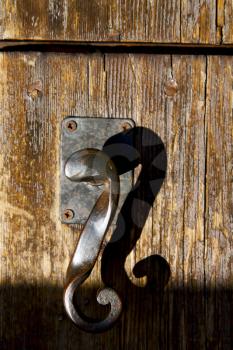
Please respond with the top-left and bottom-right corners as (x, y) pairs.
(63, 148), (122, 333)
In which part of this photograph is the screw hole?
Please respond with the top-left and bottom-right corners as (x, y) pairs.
(65, 120), (77, 132)
(63, 209), (75, 221)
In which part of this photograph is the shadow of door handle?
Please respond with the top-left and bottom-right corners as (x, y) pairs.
(63, 148), (122, 333)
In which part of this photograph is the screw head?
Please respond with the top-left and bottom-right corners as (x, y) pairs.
(63, 209), (74, 221)
(65, 120), (77, 133)
(121, 122), (132, 131)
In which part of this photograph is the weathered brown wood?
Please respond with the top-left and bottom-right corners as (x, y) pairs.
(0, 52), (232, 348)
(222, 1), (233, 43)
(1, 0), (233, 45)
(205, 56), (233, 347)
(0, 0), (180, 43)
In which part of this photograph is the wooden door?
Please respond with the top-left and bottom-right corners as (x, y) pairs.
(0, 2), (232, 349)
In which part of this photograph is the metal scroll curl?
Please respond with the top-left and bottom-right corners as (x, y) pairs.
(63, 149), (122, 333)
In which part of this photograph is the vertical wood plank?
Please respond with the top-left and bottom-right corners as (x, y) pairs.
(0, 52), (109, 349)
(205, 56), (233, 348)
(164, 55), (207, 348)
(222, 1), (233, 43)
(181, 0), (218, 44)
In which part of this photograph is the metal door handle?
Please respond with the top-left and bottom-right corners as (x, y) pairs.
(63, 148), (122, 332)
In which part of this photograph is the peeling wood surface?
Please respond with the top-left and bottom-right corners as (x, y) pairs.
(1, 0), (233, 45)
(0, 52), (232, 349)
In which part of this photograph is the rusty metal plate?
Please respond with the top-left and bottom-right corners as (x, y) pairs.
(60, 117), (135, 225)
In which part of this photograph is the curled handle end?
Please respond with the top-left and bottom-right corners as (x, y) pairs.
(64, 149), (122, 332)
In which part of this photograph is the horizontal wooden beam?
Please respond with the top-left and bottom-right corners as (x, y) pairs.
(1, 1), (233, 45)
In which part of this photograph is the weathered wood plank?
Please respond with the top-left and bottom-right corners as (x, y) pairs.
(0, 0), (180, 43)
(0, 52), (109, 349)
(0, 0), (233, 45)
(104, 53), (207, 348)
(181, 1), (217, 44)
(162, 55), (207, 348)
(0, 52), (232, 349)
(222, 1), (233, 43)
(204, 56), (233, 348)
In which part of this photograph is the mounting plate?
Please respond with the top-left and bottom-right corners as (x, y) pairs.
(60, 117), (135, 226)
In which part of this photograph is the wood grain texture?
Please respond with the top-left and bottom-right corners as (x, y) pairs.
(1, 0), (233, 45)
(0, 52), (232, 349)
(221, 0), (233, 43)
(0, 0), (180, 43)
(204, 56), (233, 348)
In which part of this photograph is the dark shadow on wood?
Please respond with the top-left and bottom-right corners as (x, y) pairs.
(102, 126), (169, 295)
(0, 284), (232, 349)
